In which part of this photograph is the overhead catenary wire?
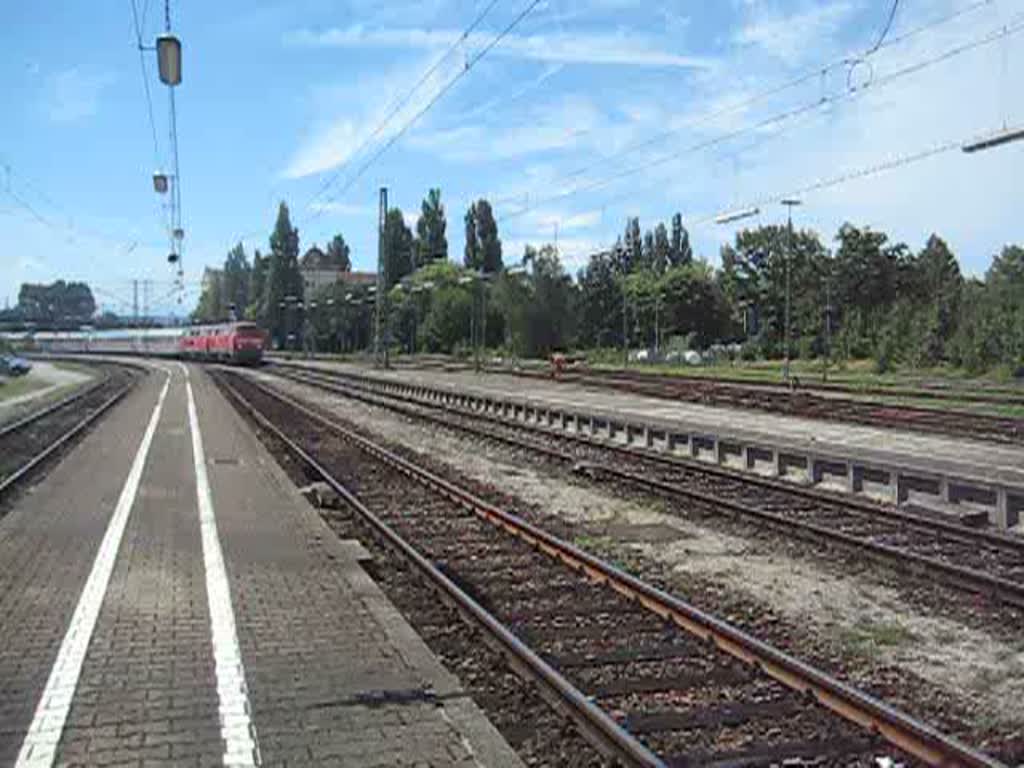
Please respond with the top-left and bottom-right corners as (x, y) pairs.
(497, 10), (1024, 226)
(129, 0), (175, 255)
(306, 0), (545, 223)
(488, 0), (996, 210)
(557, 132), (979, 267)
(868, 0), (902, 55)
(302, 0), (506, 214)
(129, 0), (162, 165)
(0, 159), (165, 249)
(690, 138), (963, 227)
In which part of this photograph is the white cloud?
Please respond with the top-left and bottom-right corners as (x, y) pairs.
(282, 54), (461, 180)
(408, 94), (608, 163)
(308, 201), (374, 216)
(532, 209), (602, 232)
(46, 68), (114, 123)
(680, 4), (1024, 272)
(733, 1), (858, 64)
(285, 26), (713, 69)
(284, 119), (361, 179)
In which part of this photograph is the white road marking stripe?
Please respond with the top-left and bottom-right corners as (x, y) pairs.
(181, 364), (261, 767)
(15, 373), (171, 768)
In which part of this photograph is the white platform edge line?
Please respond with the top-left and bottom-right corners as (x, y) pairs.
(181, 363), (261, 767)
(14, 371), (172, 768)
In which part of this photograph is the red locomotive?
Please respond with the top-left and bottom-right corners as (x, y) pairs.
(31, 322), (268, 365)
(180, 322), (267, 363)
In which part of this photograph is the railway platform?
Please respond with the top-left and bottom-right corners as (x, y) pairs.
(278, 360), (1024, 530)
(0, 361), (521, 767)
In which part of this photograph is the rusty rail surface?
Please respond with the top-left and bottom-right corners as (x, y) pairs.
(231, 369), (1006, 768)
(215, 371), (664, 767)
(0, 375), (136, 499)
(267, 365), (1024, 608)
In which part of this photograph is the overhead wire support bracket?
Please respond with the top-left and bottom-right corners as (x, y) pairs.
(962, 124), (1024, 153)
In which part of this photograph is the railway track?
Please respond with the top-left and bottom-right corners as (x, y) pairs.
(493, 367), (1024, 445)
(214, 368), (1006, 768)
(264, 364), (1024, 610)
(0, 364), (138, 502)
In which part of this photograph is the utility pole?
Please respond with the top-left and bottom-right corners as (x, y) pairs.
(654, 292), (661, 359)
(823, 273), (832, 382)
(375, 187), (388, 368)
(133, 279), (139, 325)
(479, 278), (487, 373)
(780, 198), (801, 383)
(621, 277), (628, 368)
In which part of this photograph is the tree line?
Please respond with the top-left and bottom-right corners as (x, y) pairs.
(195, 192), (1024, 377)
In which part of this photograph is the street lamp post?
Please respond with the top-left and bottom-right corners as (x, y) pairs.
(459, 268), (526, 373)
(780, 198), (801, 383)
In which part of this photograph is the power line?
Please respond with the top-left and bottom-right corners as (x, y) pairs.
(690, 139), (963, 227)
(867, 0), (901, 55)
(307, 0), (544, 222)
(302, 0), (506, 214)
(0, 160), (164, 249)
(129, 0), (162, 165)
(497, 10), (1024, 226)
(559, 131), (980, 267)
(488, 0), (995, 210)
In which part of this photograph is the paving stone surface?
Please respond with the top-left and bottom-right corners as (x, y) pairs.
(0, 370), (166, 766)
(53, 372), (223, 767)
(190, 368), (523, 768)
(1, 362), (522, 768)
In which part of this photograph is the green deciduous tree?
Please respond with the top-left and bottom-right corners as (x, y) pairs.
(264, 202), (304, 347)
(670, 213), (692, 267)
(248, 249), (267, 320)
(522, 245), (576, 357)
(719, 225), (830, 357)
(463, 199), (503, 273)
(416, 188), (448, 266)
(326, 234), (351, 271)
(653, 222), (670, 275)
(222, 242), (251, 319)
(17, 281), (96, 323)
(576, 249), (623, 349)
(384, 208), (415, 289)
(193, 270), (223, 323)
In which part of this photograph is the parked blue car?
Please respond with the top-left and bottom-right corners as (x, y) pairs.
(0, 355), (32, 376)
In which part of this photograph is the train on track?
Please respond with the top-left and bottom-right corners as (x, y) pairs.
(10, 323), (268, 364)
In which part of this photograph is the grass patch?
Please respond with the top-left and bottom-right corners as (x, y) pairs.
(52, 361), (94, 377)
(572, 532), (643, 572)
(838, 620), (917, 659)
(0, 376), (51, 403)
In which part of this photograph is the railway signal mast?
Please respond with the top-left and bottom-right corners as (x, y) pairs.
(780, 198), (801, 384)
(141, 1), (185, 304)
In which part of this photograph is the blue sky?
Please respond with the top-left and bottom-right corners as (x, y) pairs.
(2, 0), (1022, 317)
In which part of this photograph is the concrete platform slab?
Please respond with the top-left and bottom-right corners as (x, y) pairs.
(283, 360), (1024, 530)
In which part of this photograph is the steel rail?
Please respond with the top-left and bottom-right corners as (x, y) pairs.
(269, 364), (1024, 554)
(214, 372), (665, 768)
(501, 363), (1024, 408)
(267, 366), (1024, 608)
(0, 376), (108, 440)
(236, 370), (1006, 768)
(0, 383), (134, 499)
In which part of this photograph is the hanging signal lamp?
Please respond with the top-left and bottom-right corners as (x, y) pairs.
(153, 171), (169, 194)
(156, 34), (182, 86)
